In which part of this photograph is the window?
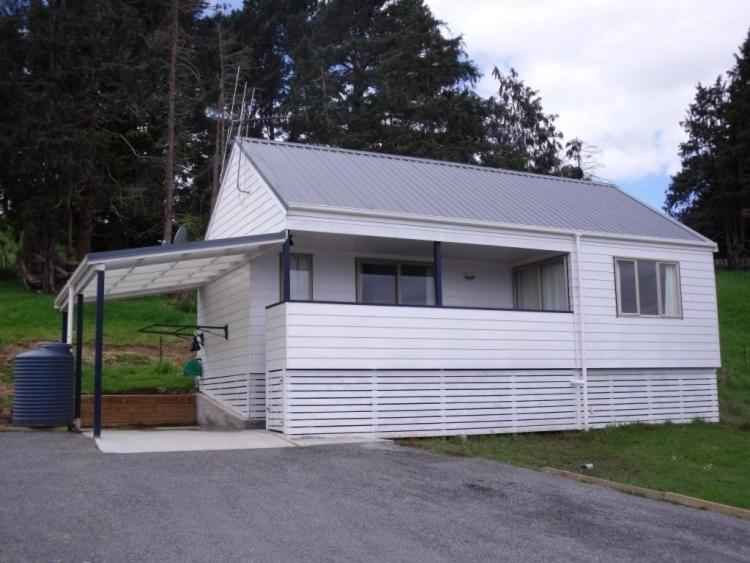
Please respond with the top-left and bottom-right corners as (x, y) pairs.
(614, 258), (681, 317)
(513, 256), (570, 311)
(357, 260), (434, 305)
(280, 254), (312, 300)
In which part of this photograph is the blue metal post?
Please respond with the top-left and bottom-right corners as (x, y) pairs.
(93, 269), (105, 438)
(433, 241), (443, 307)
(74, 293), (84, 425)
(61, 310), (68, 343)
(282, 237), (291, 302)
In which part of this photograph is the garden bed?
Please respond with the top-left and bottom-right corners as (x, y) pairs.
(80, 394), (196, 428)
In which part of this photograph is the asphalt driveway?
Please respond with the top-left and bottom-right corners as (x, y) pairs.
(1, 432), (748, 562)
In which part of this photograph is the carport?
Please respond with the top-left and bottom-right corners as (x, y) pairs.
(54, 231), (286, 437)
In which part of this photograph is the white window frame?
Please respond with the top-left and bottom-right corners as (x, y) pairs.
(613, 257), (683, 318)
(512, 255), (571, 312)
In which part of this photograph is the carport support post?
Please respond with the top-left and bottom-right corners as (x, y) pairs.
(74, 293), (84, 429)
(61, 310), (67, 343)
(433, 241), (443, 307)
(93, 266), (106, 439)
(282, 236), (291, 302)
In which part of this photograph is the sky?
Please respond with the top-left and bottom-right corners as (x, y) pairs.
(214, 0), (750, 209)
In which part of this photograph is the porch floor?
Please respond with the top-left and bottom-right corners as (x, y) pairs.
(84, 427), (384, 454)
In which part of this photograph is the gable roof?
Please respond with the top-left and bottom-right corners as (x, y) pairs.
(238, 138), (705, 242)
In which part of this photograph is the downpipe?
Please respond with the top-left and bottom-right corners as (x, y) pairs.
(574, 232), (590, 431)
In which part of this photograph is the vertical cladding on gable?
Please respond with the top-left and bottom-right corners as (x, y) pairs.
(579, 239), (720, 369)
(206, 146), (287, 240)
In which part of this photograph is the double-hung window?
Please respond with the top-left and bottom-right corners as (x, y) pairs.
(614, 258), (681, 317)
(357, 260), (434, 305)
(513, 256), (570, 311)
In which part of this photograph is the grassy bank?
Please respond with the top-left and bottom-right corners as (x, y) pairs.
(410, 269), (750, 510)
(0, 279), (196, 400)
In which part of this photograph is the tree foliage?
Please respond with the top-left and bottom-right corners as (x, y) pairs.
(0, 0), (594, 291)
(666, 31), (750, 266)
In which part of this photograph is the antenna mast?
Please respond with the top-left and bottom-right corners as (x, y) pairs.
(219, 65), (241, 183)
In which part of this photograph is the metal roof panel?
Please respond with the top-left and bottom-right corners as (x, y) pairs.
(239, 138), (703, 242)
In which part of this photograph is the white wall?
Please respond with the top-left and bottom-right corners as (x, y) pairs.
(578, 239), (720, 369)
(205, 146), (287, 240)
(295, 247), (515, 308)
(197, 264), (252, 417)
(268, 302), (577, 370)
(249, 251), (280, 375)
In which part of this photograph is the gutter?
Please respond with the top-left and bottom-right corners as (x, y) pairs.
(286, 203), (719, 251)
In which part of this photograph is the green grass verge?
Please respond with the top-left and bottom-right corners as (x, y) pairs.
(716, 270), (750, 427)
(411, 421), (750, 509)
(409, 269), (750, 510)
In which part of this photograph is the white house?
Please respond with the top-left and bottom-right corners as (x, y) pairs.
(56, 138), (721, 438)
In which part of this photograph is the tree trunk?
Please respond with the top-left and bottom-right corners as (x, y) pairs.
(66, 188), (73, 263)
(163, 0), (179, 244)
(210, 22), (225, 213)
(76, 0), (101, 261)
(76, 184), (96, 261)
(725, 213), (744, 269)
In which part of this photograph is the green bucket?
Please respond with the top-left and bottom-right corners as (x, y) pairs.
(183, 358), (203, 377)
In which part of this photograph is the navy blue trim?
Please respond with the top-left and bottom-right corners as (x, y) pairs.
(74, 294), (84, 421)
(266, 299), (573, 314)
(93, 270), (105, 439)
(281, 237), (291, 302)
(433, 241), (443, 307)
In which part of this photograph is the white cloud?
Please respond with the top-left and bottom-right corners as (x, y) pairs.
(427, 0), (750, 186)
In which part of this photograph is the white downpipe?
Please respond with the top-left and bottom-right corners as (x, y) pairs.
(66, 285), (74, 345)
(574, 232), (590, 431)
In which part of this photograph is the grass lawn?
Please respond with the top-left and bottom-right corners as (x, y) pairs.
(410, 269), (750, 510)
(0, 278), (197, 399)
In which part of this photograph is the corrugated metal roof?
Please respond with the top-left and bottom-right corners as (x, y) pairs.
(239, 138), (704, 242)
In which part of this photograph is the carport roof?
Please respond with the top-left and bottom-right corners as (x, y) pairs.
(54, 231), (286, 309)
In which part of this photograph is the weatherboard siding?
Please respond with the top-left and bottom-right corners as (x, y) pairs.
(197, 264), (252, 418)
(268, 302), (578, 371)
(206, 146), (286, 240)
(578, 239), (720, 369)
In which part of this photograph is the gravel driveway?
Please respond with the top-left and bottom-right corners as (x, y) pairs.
(1, 432), (748, 562)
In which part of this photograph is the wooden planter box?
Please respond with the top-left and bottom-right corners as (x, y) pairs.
(81, 394), (196, 428)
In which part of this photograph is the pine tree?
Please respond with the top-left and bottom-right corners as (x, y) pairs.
(666, 30), (750, 266)
(286, 0), (485, 162)
(480, 67), (562, 174)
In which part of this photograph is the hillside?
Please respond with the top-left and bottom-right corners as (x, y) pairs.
(0, 279), (197, 414)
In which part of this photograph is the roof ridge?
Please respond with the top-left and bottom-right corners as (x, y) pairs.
(238, 137), (616, 189)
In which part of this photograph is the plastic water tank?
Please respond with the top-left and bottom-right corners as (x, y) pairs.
(13, 342), (74, 427)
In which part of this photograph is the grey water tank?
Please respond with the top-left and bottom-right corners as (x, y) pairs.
(13, 342), (74, 427)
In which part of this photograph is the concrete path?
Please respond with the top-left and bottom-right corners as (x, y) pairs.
(85, 427), (385, 453)
(1, 432), (748, 562)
